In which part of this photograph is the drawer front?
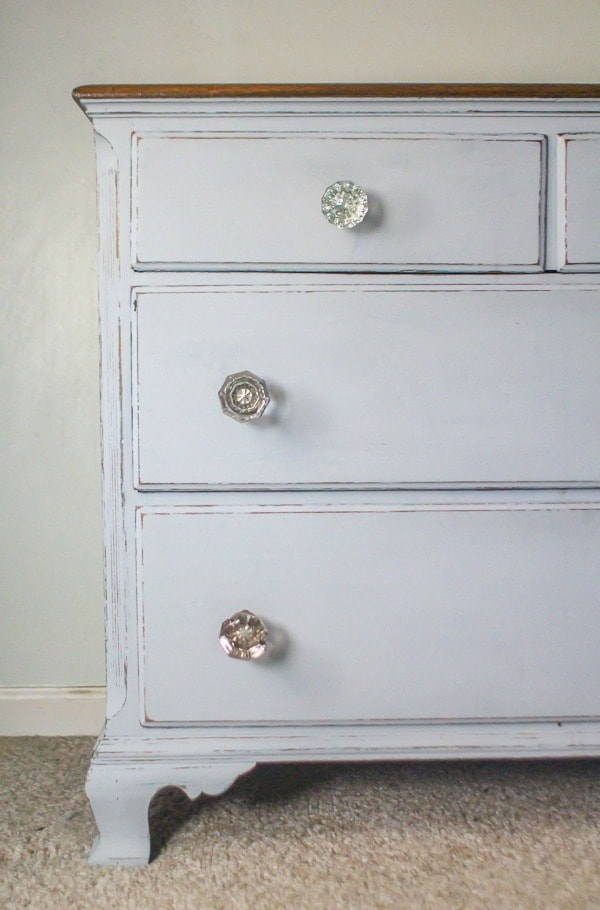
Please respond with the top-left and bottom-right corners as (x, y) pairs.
(138, 504), (600, 725)
(133, 134), (543, 271)
(134, 285), (600, 490)
(565, 136), (600, 267)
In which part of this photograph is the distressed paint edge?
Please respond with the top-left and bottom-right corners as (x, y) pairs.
(136, 500), (600, 727)
(90, 719), (600, 763)
(563, 133), (600, 267)
(94, 130), (127, 720)
(130, 131), (546, 273)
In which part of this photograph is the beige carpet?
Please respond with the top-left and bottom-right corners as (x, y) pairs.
(1, 738), (599, 909)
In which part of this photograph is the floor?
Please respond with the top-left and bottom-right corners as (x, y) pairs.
(1, 737), (599, 909)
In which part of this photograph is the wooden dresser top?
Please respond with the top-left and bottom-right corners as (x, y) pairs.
(73, 83), (600, 108)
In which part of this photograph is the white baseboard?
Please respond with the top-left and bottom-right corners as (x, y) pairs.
(0, 687), (106, 736)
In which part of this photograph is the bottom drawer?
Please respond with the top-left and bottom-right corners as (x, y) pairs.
(137, 502), (600, 725)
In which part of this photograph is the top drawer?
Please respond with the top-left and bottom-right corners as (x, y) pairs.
(132, 133), (544, 272)
(565, 136), (600, 267)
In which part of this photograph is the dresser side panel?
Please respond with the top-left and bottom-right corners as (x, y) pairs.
(94, 128), (130, 720)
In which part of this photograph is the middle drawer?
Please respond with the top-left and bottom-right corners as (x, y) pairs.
(133, 284), (600, 490)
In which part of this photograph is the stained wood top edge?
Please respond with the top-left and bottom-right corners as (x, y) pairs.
(72, 83), (600, 107)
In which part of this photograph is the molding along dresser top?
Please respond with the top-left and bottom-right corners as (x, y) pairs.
(75, 85), (600, 865)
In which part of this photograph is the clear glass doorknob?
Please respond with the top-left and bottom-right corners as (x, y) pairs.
(219, 370), (270, 422)
(219, 610), (269, 660)
(321, 180), (368, 229)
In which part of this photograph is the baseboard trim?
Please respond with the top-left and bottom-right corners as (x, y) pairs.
(0, 687), (106, 736)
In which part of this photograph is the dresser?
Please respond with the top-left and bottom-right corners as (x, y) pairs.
(73, 84), (600, 865)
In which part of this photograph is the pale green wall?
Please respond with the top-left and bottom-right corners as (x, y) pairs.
(1, 0), (599, 686)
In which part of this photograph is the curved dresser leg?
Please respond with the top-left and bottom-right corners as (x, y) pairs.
(86, 765), (156, 866)
(86, 758), (256, 865)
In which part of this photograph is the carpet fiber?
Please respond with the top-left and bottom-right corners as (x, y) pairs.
(1, 738), (599, 909)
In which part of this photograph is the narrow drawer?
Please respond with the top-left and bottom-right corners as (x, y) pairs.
(133, 133), (543, 271)
(565, 135), (600, 268)
(133, 284), (600, 490)
(138, 503), (600, 725)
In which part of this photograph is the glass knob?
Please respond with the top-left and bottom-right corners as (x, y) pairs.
(219, 370), (270, 422)
(321, 180), (368, 229)
(219, 610), (269, 661)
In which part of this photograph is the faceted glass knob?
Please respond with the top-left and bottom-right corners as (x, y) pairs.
(321, 180), (368, 229)
(219, 370), (270, 422)
(219, 610), (269, 660)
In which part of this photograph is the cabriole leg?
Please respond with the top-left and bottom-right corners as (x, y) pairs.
(86, 757), (256, 865)
(86, 764), (157, 866)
